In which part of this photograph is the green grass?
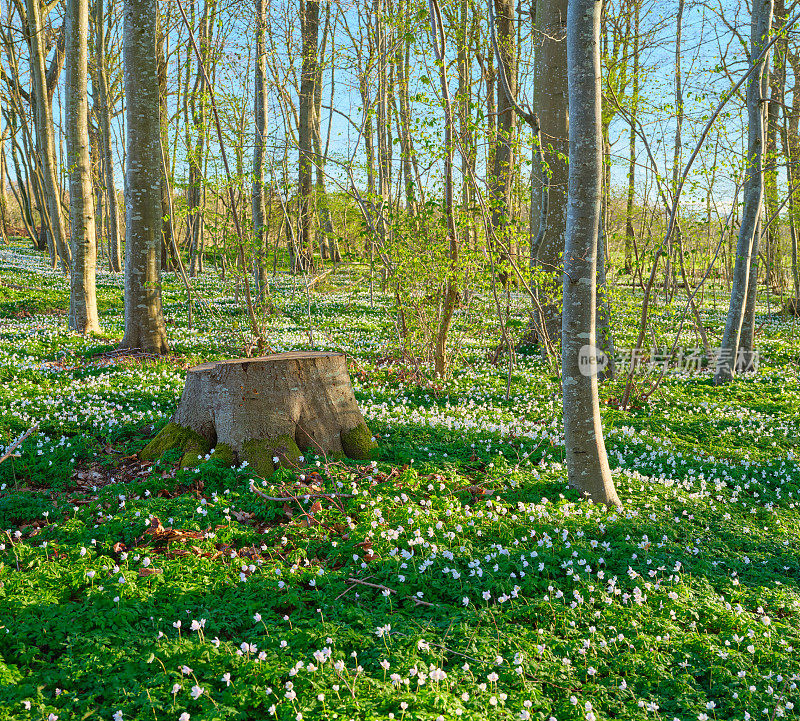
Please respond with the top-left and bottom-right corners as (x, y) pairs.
(0, 246), (798, 720)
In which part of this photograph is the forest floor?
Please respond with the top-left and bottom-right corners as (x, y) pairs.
(0, 244), (798, 721)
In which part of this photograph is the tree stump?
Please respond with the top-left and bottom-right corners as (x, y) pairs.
(140, 351), (376, 475)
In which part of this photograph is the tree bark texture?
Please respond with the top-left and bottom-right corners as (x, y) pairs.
(121, 0), (169, 354)
(562, 0), (620, 507)
(297, 0), (320, 273)
(66, 0), (100, 333)
(533, 0), (568, 347)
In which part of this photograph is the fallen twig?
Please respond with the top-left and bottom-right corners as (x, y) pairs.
(0, 423), (39, 466)
(346, 577), (396, 594)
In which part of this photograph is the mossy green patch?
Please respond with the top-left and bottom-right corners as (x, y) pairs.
(209, 442), (236, 467)
(179, 433), (211, 468)
(341, 421), (378, 460)
(242, 434), (301, 477)
(140, 422), (210, 464)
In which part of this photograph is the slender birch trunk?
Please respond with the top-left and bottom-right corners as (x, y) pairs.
(66, 0), (100, 333)
(120, 0), (169, 354)
(714, 0), (773, 384)
(562, 0), (620, 507)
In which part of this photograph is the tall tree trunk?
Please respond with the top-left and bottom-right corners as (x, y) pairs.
(25, 0), (71, 270)
(0, 123), (8, 245)
(66, 0), (100, 333)
(738, 219), (760, 364)
(375, 0), (391, 221)
(297, 0), (319, 273)
(120, 0), (169, 354)
(532, 0), (568, 347)
(624, 0), (639, 275)
(93, 0), (122, 272)
(491, 0), (515, 233)
(396, 0), (417, 214)
(186, 0), (217, 277)
(360, 72), (376, 202)
(253, 0), (270, 296)
(739, 39), (776, 369)
(479, 48), (497, 185)
(764, 0), (784, 289)
(667, 0), (686, 298)
(313, 2), (337, 263)
(785, 48), (800, 298)
(0, 77), (7, 245)
(6, 117), (38, 246)
(457, 0), (474, 254)
(714, 0), (773, 384)
(157, 20), (174, 273)
(562, 0), (620, 507)
(429, 0), (458, 377)
(0, 15), (49, 253)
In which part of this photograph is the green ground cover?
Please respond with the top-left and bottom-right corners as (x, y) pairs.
(0, 246), (798, 720)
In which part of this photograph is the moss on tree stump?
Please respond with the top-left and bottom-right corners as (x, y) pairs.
(341, 422), (376, 459)
(140, 422), (210, 468)
(139, 351), (377, 474)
